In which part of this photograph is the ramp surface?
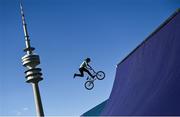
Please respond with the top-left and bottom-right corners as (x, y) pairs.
(101, 9), (180, 116)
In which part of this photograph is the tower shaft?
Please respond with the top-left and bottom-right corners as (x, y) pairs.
(32, 83), (44, 116)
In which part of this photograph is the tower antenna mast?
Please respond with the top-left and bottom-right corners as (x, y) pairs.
(20, 1), (45, 117)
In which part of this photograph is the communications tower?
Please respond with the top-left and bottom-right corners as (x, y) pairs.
(20, 1), (44, 117)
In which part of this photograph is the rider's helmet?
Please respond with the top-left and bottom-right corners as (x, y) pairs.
(86, 58), (91, 63)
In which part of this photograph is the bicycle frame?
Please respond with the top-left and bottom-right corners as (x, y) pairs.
(87, 66), (96, 75)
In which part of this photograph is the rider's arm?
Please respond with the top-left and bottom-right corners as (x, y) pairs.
(87, 64), (92, 69)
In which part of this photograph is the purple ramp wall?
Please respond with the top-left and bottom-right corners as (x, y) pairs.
(101, 10), (180, 116)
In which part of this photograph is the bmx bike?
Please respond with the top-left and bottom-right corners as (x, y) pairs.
(84, 67), (105, 90)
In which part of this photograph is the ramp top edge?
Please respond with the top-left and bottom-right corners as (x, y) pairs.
(117, 8), (180, 66)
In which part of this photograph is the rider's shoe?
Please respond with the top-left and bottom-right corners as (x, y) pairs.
(73, 74), (76, 78)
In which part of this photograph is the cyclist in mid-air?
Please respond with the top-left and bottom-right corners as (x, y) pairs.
(74, 58), (95, 79)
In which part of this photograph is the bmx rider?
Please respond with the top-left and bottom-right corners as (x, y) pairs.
(74, 58), (95, 78)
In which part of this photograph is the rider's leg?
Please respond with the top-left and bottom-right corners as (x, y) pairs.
(83, 68), (95, 78)
(74, 68), (84, 78)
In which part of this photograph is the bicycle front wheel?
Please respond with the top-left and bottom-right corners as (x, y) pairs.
(96, 71), (105, 80)
(85, 81), (94, 90)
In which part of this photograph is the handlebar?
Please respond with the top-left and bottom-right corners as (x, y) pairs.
(87, 66), (96, 73)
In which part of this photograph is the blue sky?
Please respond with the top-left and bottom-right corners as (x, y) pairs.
(0, 0), (179, 116)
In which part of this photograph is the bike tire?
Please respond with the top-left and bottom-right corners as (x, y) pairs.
(85, 81), (94, 90)
(96, 71), (105, 80)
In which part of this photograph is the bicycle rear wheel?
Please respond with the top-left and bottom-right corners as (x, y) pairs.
(96, 71), (105, 80)
(85, 81), (94, 90)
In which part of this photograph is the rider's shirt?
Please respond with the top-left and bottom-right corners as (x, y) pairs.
(80, 61), (88, 68)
